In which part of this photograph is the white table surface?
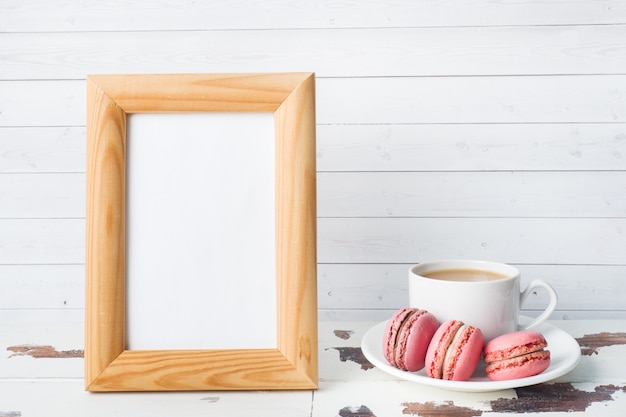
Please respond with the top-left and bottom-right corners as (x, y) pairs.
(1, 310), (625, 416)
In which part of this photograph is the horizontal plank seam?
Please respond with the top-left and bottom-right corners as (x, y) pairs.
(0, 218), (85, 220)
(2, 121), (626, 128)
(3, 216), (626, 221)
(317, 262), (626, 266)
(2, 262), (626, 267)
(3, 22), (626, 35)
(316, 170), (626, 174)
(318, 307), (626, 311)
(4, 73), (626, 84)
(318, 216), (626, 219)
(0, 307), (85, 312)
(2, 122), (626, 127)
(317, 262), (626, 267)
(3, 170), (626, 175)
(0, 263), (85, 266)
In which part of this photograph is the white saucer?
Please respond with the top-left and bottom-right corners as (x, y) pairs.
(361, 316), (581, 392)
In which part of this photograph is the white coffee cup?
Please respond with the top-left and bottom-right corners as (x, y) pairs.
(408, 260), (558, 342)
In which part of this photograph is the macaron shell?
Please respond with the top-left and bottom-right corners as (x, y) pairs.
(382, 308), (439, 372)
(443, 325), (484, 381)
(382, 308), (415, 367)
(425, 320), (463, 379)
(486, 350), (551, 381)
(483, 330), (548, 363)
(395, 310), (439, 372)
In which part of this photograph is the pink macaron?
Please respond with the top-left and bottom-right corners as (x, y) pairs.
(425, 320), (484, 381)
(483, 330), (550, 381)
(382, 308), (439, 372)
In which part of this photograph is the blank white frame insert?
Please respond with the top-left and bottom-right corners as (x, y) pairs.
(125, 112), (277, 350)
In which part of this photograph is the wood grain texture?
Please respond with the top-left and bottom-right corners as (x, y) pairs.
(84, 76), (126, 389)
(274, 74), (318, 385)
(94, 349), (314, 391)
(87, 73), (310, 113)
(84, 73), (317, 391)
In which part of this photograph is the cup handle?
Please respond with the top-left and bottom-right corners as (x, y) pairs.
(519, 279), (558, 330)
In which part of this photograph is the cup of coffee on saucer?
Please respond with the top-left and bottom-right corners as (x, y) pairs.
(409, 260), (558, 342)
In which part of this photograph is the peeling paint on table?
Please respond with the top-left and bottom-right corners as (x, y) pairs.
(575, 332), (626, 355)
(7, 345), (83, 359)
(402, 383), (626, 416)
(491, 383), (626, 413)
(402, 400), (483, 417)
(2, 320), (625, 415)
(338, 405), (376, 417)
(332, 347), (374, 370)
(334, 330), (355, 340)
(200, 396), (220, 403)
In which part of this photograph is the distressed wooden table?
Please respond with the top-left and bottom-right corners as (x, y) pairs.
(1, 312), (625, 416)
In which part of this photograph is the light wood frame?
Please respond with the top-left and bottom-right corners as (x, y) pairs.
(85, 73), (317, 391)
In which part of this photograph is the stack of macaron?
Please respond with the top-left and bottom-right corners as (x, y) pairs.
(382, 308), (550, 382)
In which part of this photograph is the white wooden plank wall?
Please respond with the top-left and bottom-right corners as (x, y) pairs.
(1, 1), (625, 323)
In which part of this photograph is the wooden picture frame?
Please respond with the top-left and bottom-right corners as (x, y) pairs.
(85, 73), (317, 392)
